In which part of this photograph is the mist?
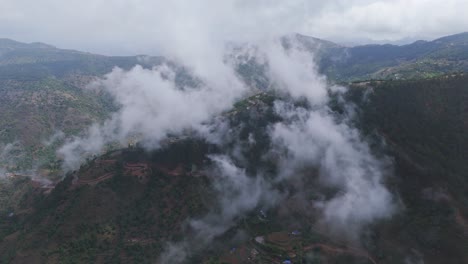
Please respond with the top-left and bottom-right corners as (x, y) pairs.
(0, 142), (24, 174)
(58, 62), (248, 170)
(159, 155), (280, 263)
(270, 100), (395, 239)
(52, 2), (397, 262)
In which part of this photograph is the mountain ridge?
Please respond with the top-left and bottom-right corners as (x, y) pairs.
(296, 32), (468, 81)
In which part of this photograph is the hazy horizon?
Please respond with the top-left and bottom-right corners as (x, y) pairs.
(2, 0), (468, 56)
(2, 31), (466, 57)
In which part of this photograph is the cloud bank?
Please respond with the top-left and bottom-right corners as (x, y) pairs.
(271, 101), (394, 238)
(1, 0), (467, 55)
(47, 1), (398, 262)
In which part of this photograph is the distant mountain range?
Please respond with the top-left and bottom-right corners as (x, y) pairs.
(295, 32), (468, 81)
(2, 32), (468, 82)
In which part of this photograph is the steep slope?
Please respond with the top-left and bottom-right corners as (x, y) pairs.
(349, 74), (468, 201)
(345, 74), (468, 264)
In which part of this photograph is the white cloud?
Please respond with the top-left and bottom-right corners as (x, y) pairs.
(270, 101), (395, 239)
(306, 0), (468, 42)
(1, 0), (466, 55)
(8, 0), (401, 260)
(58, 63), (247, 170)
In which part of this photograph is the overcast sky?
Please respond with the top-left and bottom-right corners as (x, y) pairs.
(1, 0), (467, 55)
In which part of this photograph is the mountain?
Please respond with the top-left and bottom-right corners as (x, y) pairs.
(296, 32), (468, 81)
(0, 34), (468, 263)
(0, 38), (164, 80)
(1, 74), (467, 263)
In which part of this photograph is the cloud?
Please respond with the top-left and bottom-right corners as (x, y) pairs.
(48, 2), (397, 261)
(158, 155), (279, 263)
(306, 0), (468, 42)
(58, 62), (248, 170)
(248, 40), (395, 238)
(0, 0), (313, 55)
(270, 101), (395, 239)
(1, 0), (467, 55)
(191, 155), (279, 239)
(0, 142), (24, 172)
(42, 130), (65, 147)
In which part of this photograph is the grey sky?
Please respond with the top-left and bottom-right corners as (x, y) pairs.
(1, 0), (467, 55)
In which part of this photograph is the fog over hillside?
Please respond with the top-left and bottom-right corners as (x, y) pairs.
(52, 2), (396, 262)
(1, 1), (467, 263)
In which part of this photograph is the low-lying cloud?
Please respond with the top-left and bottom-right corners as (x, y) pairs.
(58, 63), (247, 170)
(0, 142), (24, 174)
(52, 4), (397, 262)
(159, 155), (279, 263)
(271, 101), (395, 239)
